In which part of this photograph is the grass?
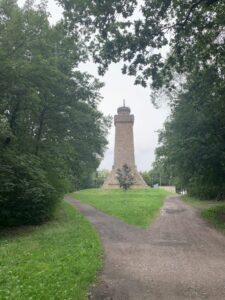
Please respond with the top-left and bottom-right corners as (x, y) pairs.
(72, 188), (170, 228)
(182, 195), (225, 233)
(0, 202), (102, 300)
(201, 205), (225, 233)
(182, 195), (224, 209)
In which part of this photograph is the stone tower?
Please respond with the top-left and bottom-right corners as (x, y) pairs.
(103, 104), (147, 189)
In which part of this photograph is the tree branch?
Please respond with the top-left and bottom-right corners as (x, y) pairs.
(162, 0), (219, 31)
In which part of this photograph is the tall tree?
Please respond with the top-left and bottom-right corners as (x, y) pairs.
(0, 0), (110, 225)
(155, 66), (225, 199)
(59, 0), (225, 94)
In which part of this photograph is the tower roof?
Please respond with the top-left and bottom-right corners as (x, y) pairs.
(117, 99), (131, 114)
(117, 106), (131, 114)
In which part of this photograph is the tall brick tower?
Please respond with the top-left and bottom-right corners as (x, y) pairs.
(103, 103), (147, 188)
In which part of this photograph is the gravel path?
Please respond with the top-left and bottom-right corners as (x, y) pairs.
(65, 195), (225, 300)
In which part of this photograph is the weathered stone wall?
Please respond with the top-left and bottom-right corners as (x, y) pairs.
(160, 186), (176, 193)
(114, 116), (135, 168)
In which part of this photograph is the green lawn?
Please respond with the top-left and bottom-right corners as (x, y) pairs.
(72, 188), (170, 228)
(182, 195), (225, 233)
(0, 202), (102, 300)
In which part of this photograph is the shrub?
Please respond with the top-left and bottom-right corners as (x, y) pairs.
(116, 164), (135, 190)
(0, 151), (60, 226)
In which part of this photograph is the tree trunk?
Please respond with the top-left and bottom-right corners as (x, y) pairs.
(9, 99), (21, 132)
(35, 106), (47, 156)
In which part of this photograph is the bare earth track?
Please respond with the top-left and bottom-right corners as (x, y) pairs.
(65, 196), (225, 300)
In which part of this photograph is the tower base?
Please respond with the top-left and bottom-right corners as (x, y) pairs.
(102, 166), (147, 189)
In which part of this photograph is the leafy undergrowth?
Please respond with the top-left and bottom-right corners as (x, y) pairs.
(201, 205), (225, 233)
(0, 202), (102, 300)
(182, 195), (225, 233)
(72, 188), (170, 228)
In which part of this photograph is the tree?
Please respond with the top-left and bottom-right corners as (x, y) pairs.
(141, 162), (173, 187)
(93, 169), (110, 188)
(116, 164), (135, 190)
(140, 171), (152, 187)
(150, 159), (173, 186)
(0, 0), (110, 225)
(59, 0), (225, 201)
(59, 0), (225, 95)
(155, 66), (225, 199)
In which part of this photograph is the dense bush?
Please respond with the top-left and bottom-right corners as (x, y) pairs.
(187, 175), (225, 200)
(0, 152), (60, 226)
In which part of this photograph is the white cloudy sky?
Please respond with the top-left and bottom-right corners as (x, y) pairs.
(18, 0), (170, 171)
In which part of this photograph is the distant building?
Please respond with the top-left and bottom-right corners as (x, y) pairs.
(103, 103), (147, 189)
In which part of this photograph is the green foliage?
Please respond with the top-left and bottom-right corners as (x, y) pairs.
(140, 171), (152, 186)
(0, 1), (110, 225)
(116, 164), (135, 190)
(60, 0), (225, 92)
(201, 205), (225, 232)
(96, 169), (110, 187)
(156, 67), (225, 199)
(151, 159), (173, 186)
(73, 188), (169, 228)
(0, 201), (102, 299)
(90, 169), (110, 188)
(141, 160), (173, 187)
(60, 0), (225, 201)
(0, 151), (59, 226)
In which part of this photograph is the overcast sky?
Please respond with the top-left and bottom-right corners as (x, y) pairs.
(18, 0), (170, 171)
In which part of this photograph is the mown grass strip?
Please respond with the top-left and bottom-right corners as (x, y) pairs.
(73, 188), (169, 228)
(0, 202), (102, 300)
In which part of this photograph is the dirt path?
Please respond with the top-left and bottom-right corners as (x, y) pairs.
(65, 196), (225, 300)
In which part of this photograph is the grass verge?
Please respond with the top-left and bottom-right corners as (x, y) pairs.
(182, 195), (224, 209)
(0, 201), (102, 300)
(201, 205), (225, 233)
(182, 195), (225, 233)
(72, 188), (170, 228)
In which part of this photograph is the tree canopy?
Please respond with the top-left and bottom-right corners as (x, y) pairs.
(155, 66), (225, 199)
(0, 0), (110, 225)
(59, 0), (224, 93)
